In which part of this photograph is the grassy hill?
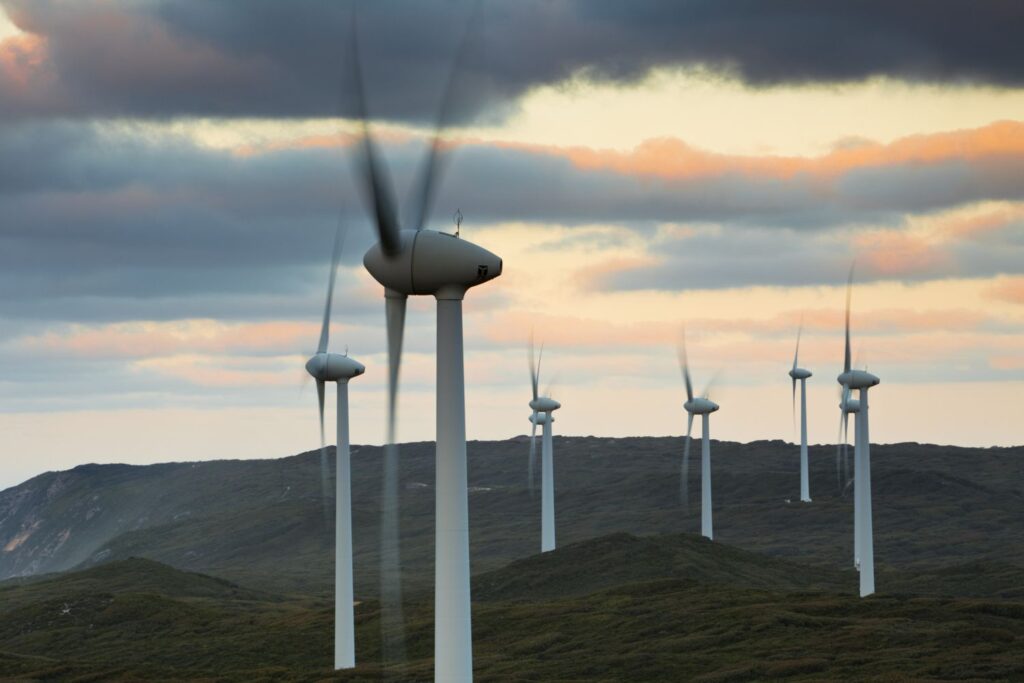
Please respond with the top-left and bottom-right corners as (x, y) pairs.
(1, 437), (1022, 599)
(1, 535), (1023, 681)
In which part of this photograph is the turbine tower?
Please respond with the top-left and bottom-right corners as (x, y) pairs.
(304, 226), (365, 669)
(789, 324), (813, 503)
(679, 337), (720, 541)
(837, 269), (880, 598)
(528, 339), (561, 552)
(349, 12), (499, 680)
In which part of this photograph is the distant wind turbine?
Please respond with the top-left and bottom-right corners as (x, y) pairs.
(304, 225), (365, 670)
(679, 336), (720, 541)
(528, 338), (561, 552)
(789, 323), (813, 503)
(837, 268), (880, 598)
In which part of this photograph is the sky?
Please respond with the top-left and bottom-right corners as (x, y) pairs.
(1, 0), (1022, 490)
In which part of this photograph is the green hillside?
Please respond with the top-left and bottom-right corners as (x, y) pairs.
(1, 535), (1023, 681)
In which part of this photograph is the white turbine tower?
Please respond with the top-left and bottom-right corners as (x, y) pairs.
(304, 226), (365, 669)
(838, 269), (880, 598)
(528, 339), (561, 552)
(350, 12), (500, 680)
(679, 338), (720, 541)
(789, 324), (813, 503)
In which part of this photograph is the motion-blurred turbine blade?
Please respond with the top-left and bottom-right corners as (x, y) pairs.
(348, 11), (401, 256)
(681, 412), (694, 509)
(528, 416), (538, 496)
(317, 379), (330, 521)
(318, 223), (347, 354)
(528, 336), (543, 401)
(380, 294), (407, 665)
(844, 264), (854, 375)
(407, 2), (479, 233)
(678, 337), (693, 403)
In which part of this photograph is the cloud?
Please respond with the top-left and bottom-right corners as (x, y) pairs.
(987, 276), (1024, 305)
(3, 119), (1024, 327)
(591, 201), (1024, 292)
(1, 1), (1022, 122)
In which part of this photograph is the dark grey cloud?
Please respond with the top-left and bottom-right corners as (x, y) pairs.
(596, 214), (1024, 292)
(3, 120), (1024, 325)
(1, 0), (1022, 122)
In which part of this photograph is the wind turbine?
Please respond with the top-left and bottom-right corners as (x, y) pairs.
(528, 338), (561, 552)
(349, 11), (500, 680)
(679, 337), (720, 541)
(789, 324), (813, 503)
(837, 268), (880, 598)
(304, 225), (365, 669)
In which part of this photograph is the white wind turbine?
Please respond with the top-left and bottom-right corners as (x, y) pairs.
(349, 11), (500, 680)
(304, 226), (365, 670)
(789, 323), (813, 503)
(838, 268), (880, 597)
(528, 338), (561, 553)
(679, 337), (720, 541)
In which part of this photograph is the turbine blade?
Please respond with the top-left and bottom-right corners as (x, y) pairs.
(844, 264), (854, 374)
(348, 10), (401, 256)
(380, 294), (407, 665)
(836, 409), (844, 491)
(678, 336), (693, 403)
(317, 379), (330, 522)
(528, 416), (538, 496)
(792, 376), (797, 431)
(681, 412), (694, 509)
(407, 2), (479, 232)
(528, 335), (540, 401)
(793, 319), (802, 372)
(317, 223), (347, 354)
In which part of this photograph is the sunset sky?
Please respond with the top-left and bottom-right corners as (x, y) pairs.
(1, 1), (1022, 489)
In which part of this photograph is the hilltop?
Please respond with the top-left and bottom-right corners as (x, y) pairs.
(1, 437), (1022, 597)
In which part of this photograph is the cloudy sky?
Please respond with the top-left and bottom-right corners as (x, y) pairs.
(1, 0), (1022, 489)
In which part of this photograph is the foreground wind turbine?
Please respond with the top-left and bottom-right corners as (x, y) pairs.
(528, 339), (561, 552)
(837, 268), (881, 597)
(789, 324), (813, 503)
(679, 338), (720, 541)
(350, 11), (500, 680)
(304, 226), (365, 669)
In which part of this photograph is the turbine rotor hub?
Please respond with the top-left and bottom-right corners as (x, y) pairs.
(305, 352), (365, 382)
(529, 396), (561, 413)
(364, 229), (502, 300)
(838, 369), (880, 390)
(685, 397), (719, 415)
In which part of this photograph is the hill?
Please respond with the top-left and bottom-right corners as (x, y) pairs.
(1, 536), (1023, 680)
(1, 437), (1022, 597)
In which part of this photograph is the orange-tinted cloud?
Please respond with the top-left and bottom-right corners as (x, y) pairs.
(23, 320), (322, 359)
(546, 120), (1024, 182)
(986, 277), (1024, 305)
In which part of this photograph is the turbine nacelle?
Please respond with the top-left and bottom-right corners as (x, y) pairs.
(838, 369), (880, 390)
(841, 397), (861, 413)
(529, 396), (561, 413)
(789, 367), (812, 380)
(306, 352), (365, 382)
(685, 397), (719, 415)
(529, 412), (552, 425)
(364, 229), (502, 300)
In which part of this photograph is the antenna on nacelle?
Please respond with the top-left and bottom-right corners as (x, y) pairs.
(453, 208), (463, 238)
